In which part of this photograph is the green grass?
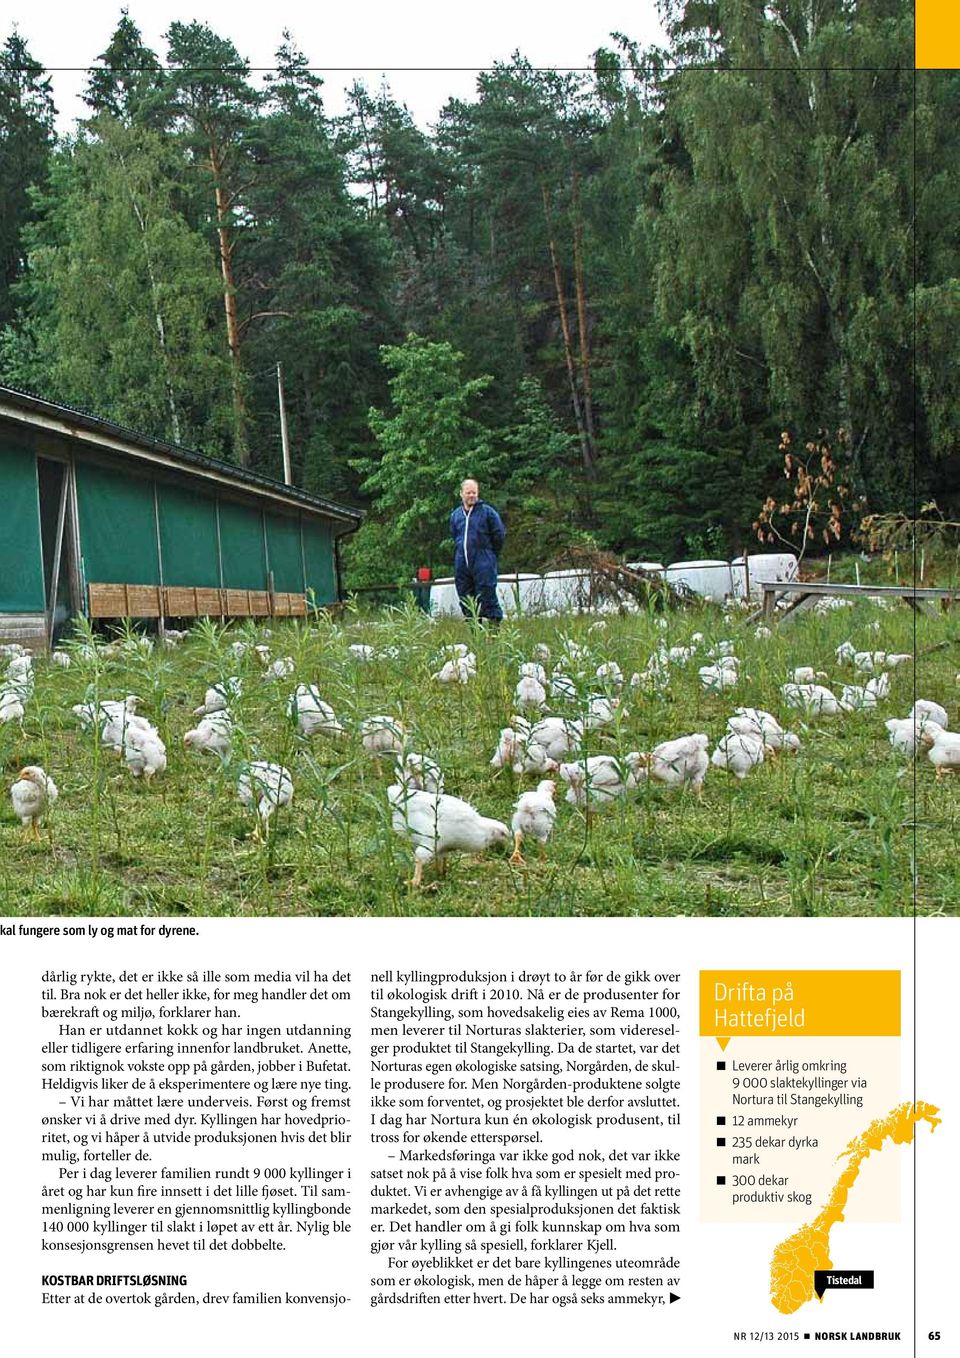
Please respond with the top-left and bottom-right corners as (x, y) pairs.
(1, 598), (957, 917)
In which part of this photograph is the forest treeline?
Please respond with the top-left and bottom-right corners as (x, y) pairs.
(0, 3), (955, 583)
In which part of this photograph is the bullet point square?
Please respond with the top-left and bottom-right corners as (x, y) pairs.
(717, 1116), (726, 1125)
(716, 1061), (726, 1070)
(717, 1137), (726, 1147)
(716, 1175), (726, 1185)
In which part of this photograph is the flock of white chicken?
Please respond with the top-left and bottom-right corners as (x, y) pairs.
(2, 612), (958, 891)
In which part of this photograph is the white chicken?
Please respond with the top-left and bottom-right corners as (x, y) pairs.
(183, 712), (233, 758)
(5, 654), (34, 685)
(526, 716), (583, 765)
(835, 640), (857, 665)
(912, 699), (949, 730)
(510, 779), (557, 863)
(10, 766), (58, 839)
(238, 762), (294, 835)
(519, 661), (547, 684)
(490, 726), (528, 775)
(558, 753), (645, 811)
(514, 675), (547, 710)
(4, 657), (34, 703)
(885, 715), (944, 759)
(51, 650), (71, 667)
(194, 678), (242, 716)
(711, 732), (765, 780)
(839, 684), (879, 713)
(583, 695), (624, 731)
(118, 634), (154, 656)
(632, 649), (671, 693)
(549, 672), (579, 702)
(290, 685), (344, 738)
(101, 699), (152, 753)
(348, 643), (376, 662)
(394, 752), (444, 794)
(361, 715), (406, 768)
(790, 666), (827, 684)
(71, 700), (100, 731)
(124, 726), (167, 781)
(927, 730), (960, 779)
(644, 734), (710, 795)
(595, 660), (623, 689)
(387, 784), (509, 887)
(0, 689), (25, 724)
(263, 656), (295, 681)
(521, 742), (560, 776)
(698, 658), (740, 692)
(433, 656), (476, 685)
(781, 683), (840, 717)
(728, 708), (800, 754)
(853, 650), (888, 674)
(76, 695), (139, 731)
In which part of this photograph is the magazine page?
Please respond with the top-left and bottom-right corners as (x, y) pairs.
(0, 917), (953, 1357)
(0, 1), (955, 1354)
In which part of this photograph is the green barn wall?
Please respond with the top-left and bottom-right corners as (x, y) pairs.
(302, 520), (336, 604)
(76, 462), (159, 584)
(265, 512), (304, 593)
(158, 482), (221, 588)
(218, 498), (267, 590)
(8, 429), (342, 607)
(0, 436), (45, 611)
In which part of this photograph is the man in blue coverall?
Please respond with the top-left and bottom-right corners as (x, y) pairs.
(449, 478), (506, 623)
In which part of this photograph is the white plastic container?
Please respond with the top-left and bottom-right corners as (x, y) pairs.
(730, 552), (799, 601)
(429, 573), (542, 618)
(664, 559), (733, 603)
(496, 573), (541, 616)
(540, 569), (593, 614)
(428, 578), (461, 618)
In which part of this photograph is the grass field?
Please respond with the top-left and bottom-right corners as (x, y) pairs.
(1, 596), (957, 917)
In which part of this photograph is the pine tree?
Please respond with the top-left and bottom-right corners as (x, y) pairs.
(0, 30), (56, 332)
(240, 35), (395, 493)
(1, 119), (234, 454)
(83, 10), (165, 125)
(163, 22), (261, 464)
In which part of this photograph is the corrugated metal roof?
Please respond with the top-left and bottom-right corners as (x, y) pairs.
(0, 383), (364, 526)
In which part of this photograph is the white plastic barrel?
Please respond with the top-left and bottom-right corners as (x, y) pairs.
(664, 559), (733, 602)
(730, 553), (799, 600)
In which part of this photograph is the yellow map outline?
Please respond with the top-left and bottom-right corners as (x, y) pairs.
(770, 1101), (941, 1315)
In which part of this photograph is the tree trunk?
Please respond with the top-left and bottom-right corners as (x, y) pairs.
(570, 172), (598, 464)
(542, 184), (595, 476)
(211, 149), (249, 466)
(120, 162), (182, 445)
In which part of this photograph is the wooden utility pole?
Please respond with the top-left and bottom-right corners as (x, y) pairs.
(277, 363), (292, 486)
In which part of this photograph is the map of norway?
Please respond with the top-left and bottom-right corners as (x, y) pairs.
(770, 1102), (941, 1315)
